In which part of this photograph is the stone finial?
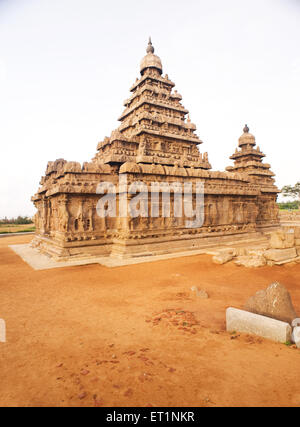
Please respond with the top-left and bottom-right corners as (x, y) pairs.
(243, 124), (249, 133)
(146, 37), (155, 54)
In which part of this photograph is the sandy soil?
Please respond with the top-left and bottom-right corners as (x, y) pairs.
(0, 235), (300, 407)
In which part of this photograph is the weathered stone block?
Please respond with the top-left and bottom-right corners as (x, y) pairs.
(269, 230), (295, 249)
(212, 252), (234, 265)
(293, 227), (300, 239)
(235, 255), (266, 268)
(226, 307), (292, 343)
(264, 248), (297, 262)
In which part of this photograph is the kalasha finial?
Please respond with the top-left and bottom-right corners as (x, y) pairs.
(146, 37), (154, 54)
(243, 124), (249, 133)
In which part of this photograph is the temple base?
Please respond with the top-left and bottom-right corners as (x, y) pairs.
(30, 225), (280, 262)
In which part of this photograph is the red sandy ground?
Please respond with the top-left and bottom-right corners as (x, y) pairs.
(0, 235), (300, 407)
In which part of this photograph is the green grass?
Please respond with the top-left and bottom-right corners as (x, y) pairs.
(0, 225), (35, 234)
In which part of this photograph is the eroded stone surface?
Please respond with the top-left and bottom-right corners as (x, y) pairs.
(213, 252), (234, 265)
(264, 248), (297, 262)
(269, 230), (295, 249)
(235, 255), (266, 268)
(244, 282), (298, 324)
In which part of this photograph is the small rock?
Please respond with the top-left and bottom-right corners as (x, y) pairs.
(78, 392), (87, 400)
(191, 286), (209, 299)
(80, 369), (90, 376)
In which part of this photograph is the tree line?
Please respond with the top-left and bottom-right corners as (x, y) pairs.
(280, 182), (300, 210)
(0, 216), (33, 225)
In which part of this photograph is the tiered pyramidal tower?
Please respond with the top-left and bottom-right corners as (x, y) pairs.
(226, 125), (278, 226)
(226, 125), (277, 191)
(94, 38), (211, 170)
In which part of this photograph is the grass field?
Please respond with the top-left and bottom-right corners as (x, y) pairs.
(0, 223), (35, 234)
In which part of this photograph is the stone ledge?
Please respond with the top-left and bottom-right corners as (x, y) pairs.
(226, 307), (292, 343)
(264, 247), (297, 262)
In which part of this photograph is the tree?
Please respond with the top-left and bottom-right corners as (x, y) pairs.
(281, 182), (300, 201)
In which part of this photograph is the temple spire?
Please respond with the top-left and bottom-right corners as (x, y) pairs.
(243, 124), (249, 133)
(146, 37), (154, 54)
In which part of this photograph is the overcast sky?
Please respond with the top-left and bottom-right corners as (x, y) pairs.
(0, 0), (299, 217)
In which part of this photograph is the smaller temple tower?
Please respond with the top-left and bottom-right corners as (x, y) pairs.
(226, 125), (275, 188)
(227, 125), (279, 228)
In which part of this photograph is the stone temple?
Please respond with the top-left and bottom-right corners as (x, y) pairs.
(31, 39), (279, 259)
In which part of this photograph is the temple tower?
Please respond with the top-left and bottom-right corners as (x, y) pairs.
(94, 38), (211, 170)
(227, 125), (279, 227)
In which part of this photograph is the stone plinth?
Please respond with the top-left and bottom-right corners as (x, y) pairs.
(226, 307), (292, 343)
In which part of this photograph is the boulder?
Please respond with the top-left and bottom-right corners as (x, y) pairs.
(244, 282), (298, 324)
(264, 247), (297, 262)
